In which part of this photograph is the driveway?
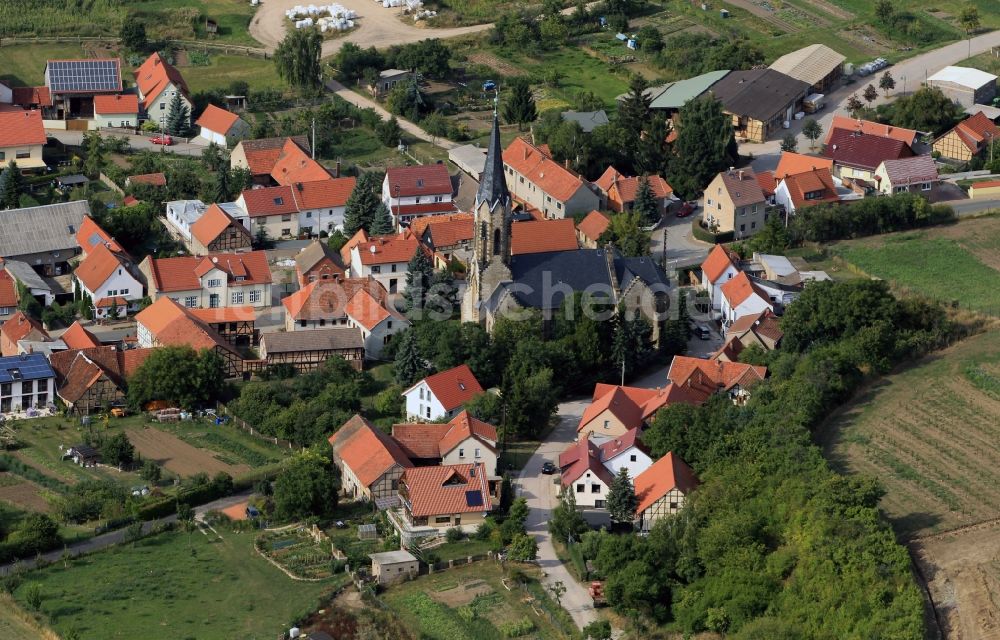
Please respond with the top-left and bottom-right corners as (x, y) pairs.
(48, 130), (209, 157)
(651, 212), (711, 273)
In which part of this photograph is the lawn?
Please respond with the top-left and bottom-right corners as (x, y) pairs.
(182, 54), (284, 93)
(131, 0), (261, 45)
(14, 529), (337, 639)
(429, 537), (494, 562)
(0, 592), (58, 640)
(380, 562), (576, 640)
(0, 44), (87, 87)
(822, 330), (1000, 539)
(830, 220), (1000, 315)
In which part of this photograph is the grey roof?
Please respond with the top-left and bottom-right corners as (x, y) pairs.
(379, 69), (410, 78)
(294, 240), (340, 273)
(710, 69), (810, 121)
(2, 259), (51, 292)
(166, 200), (207, 225)
(448, 144), (487, 177)
(768, 45), (845, 87)
(217, 202), (245, 219)
(0, 200), (90, 259)
(560, 110), (610, 133)
(649, 70), (731, 110)
(0, 353), (55, 383)
(476, 114), (512, 213)
(56, 174), (88, 186)
(369, 550), (417, 564)
(261, 328), (364, 354)
(16, 339), (67, 357)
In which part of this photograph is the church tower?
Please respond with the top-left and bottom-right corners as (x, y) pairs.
(463, 111), (513, 323)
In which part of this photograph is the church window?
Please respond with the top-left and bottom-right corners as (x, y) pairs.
(493, 228), (501, 255)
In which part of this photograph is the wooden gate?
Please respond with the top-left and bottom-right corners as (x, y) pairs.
(66, 120), (90, 131)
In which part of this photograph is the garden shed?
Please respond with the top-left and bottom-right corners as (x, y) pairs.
(369, 550), (418, 586)
(358, 523), (378, 540)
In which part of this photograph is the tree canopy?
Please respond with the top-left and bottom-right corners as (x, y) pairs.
(668, 95), (737, 198)
(273, 450), (341, 520)
(127, 346), (225, 410)
(274, 27), (323, 93)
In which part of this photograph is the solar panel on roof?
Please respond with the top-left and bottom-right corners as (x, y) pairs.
(47, 60), (121, 93)
(465, 490), (484, 507)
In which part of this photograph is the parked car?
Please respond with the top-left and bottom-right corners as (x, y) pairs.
(541, 461), (557, 475)
(149, 134), (173, 146)
(694, 324), (712, 340)
(676, 201), (697, 218)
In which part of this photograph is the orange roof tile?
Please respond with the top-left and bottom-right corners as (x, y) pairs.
(75, 215), (117, 255)
(951, 112), (1000, 153)
(410, 364), (484, 412)
(577, 210), (610, 242)
(0, 270), (17, 308)
(756, 170), (777, 196)
(391, 423), (452, 459)
(667, 355), (768, 394)
(236, 136), (310, 176)
(774, 152), (833, 180)
(437, 411), (497, 456)
(578, 386), (645, 433)
(0, 110), (46, 148)
(503, 137), (590, 202)
(340, 229), (368, 266)
(344, 288), (391, 330)
(1, 311), (49, 348)
(282, 277), (388, 322)
(634, 452), (700, 515)
(10, 86), (51, 108)
(239, 185), (297, 217)
(400, 462), (492, 517)
(143, 251), (271, 293)
(290, 177), (356, 210)
(271, 139), (331, 186)
(134, 297), (239, 355)
(93, 94), (138, 114)
(355, 231), (422, 266)
(596, 166), (673, 205)
(94, 296), (128, 309)
(328, 414), (413, 488)
(74, 242), (132, 294)
(720, 271), (771, 308)
(701, 244), (740, 284)
(510, 218), (579, 255)
(411, 213), (474, 249)
(825, 115), (917, 146)
(190, 204), (249, 249)
(781, 168), (839, 210)
(56, 352), (111, 405)
(385, 164), (453, 197)
(195, 104), (241, 134)
(60, 321), (101, 350)
(134, 52), (189, 110)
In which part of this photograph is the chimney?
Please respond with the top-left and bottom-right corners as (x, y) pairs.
(728, 166), (734, 175)
(738, 169), (744, 180)
(564, 158), (570, 169)
(335, 160), (341, 178)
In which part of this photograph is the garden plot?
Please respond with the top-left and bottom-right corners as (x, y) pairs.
(0, 472), (52, 513)
(258, 528), (338, 580)
(125, 426), (251, 478)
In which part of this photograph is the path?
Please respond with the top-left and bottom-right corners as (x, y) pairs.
(0, 490), (252, 576)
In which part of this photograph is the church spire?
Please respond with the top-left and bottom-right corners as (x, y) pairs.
(475, 111), (511, 212)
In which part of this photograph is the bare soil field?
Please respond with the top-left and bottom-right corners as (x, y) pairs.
(126, 427), (250, 478)
(466, 52), (528, 77)
(0, 473), (51, 513)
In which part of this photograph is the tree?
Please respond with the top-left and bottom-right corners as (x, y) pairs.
(615, 74), (652, 163)
(394, 330), (424, 386)
(212, 165), (231, 203)
(343, 171), (384, 235)
(100, 432), (136, 469)
(141, 460), (162, 483)
(600, 211), (649, 257)
(119, 15), (148, 51)
(846, 94), (864, 118)
(632, 176), (659, 226)
(402, 247), (433, 314)
(502, 79), (537, 129)
(862, 83), (878, 105)
(507, 532), (538, 561)
(7, 513), (60, 555)
(201, 142), (226, 172)
(23, 584), (42, 611)
(801, 119), (823, 151)
(583, 620), (613, 640)
(876, 86), (964, 136)
(960, 2), (981, 36)
(377, 116), (403, 147)
(230, 166), (252, 196)
(82, 131), (105, 178)
(779, 133), (798, 152)
(0, 160), (24, 209)
(368, 202), (394, 235)
(668, 95), (737, 198)
(549, 486), (589, 543)
(165, 91), (191, 137)
(874, 0), (894, 25)
(879, 70), (896, 97)
(126, 346), (225, 409)
(272, 450), (341, 521)
(274, 27), (323, 93)
(606, 467), (638, 525)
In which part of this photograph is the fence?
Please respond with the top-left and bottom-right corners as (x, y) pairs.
(215, 402), (300, 451)
(0, 35), (269, 59)
(98, 172), (123, 195)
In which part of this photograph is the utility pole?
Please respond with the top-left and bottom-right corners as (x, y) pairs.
(311, 118), (316, 160)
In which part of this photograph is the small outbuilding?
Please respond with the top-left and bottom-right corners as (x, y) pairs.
(768, 44), (846, 94)
(65, 444), (101, 467)
(369, 550), (419, 586)
(927, 66), (998, 109)
(448, 144), (487, 180)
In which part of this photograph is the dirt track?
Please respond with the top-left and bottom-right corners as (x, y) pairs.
(126, 427), (250, 478)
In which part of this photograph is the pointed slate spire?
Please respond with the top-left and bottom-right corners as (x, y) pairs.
(475, 112), (511, 212)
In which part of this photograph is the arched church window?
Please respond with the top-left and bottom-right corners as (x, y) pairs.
(493, 228), (501, 255)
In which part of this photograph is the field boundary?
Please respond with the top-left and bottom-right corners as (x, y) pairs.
(0, 36), (268, 58)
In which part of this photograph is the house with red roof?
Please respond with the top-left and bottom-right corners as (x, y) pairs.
(348, 230), (423, 294)
(126, 172), (167, 188)
(138, 251), (272, 310)
(230, 136), (310, 185)
(0, 311), (50, 357)
(392, 410), (499, 471)
(395, 461), (499, 541)
(271, 139), (332, 187)
(60, 321), (101, 351)
(93, 94), (139, 128)
(502, 137), (600, 218)
(594, 166), (675, 215)
(134, 52), (190, 130)
(823, 128), (914, 181)
(0, 269), (19, 321)
(294, 239), (346, 287)
(774, 167), (840, 215)
(402, 364), (484, 422)
(510, 218), (579, 256)
(72, 242), (144, 319)
(75, 215), (115, 257)
(719, 271), (774, 328)
(667, 354), (768, 405)
(195, 104), (249, 147)
(824, 115), (918, 147)
(577, 383), (673, 439)
(0, 110), (46, 170)
(933, 112), (1000, 162)
(716, 309), (783, 363)
(235, 185), (299, 239)
(188, 204), (252, 255)
(700, 244), (741, 312)
(134, 297), (243, 377)
(558, 436), (615, 509)
(874, 155), (940, 196)
(9, 86), (53, 114)
(576, 210), (610, 249)
(292, 177), (356, 236)
(634, 452), (699, 532)
(50, 345), (153, 414)
(329, 414), (413, 504)
(382, 164), (457, 228)
(410, 213), (474, 268)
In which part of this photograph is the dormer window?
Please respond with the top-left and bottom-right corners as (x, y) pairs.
(235, 276), (245, 282)
(274, 197), (283, 205)
(458, 382), (465, 391)
(416, 178), (424, 188)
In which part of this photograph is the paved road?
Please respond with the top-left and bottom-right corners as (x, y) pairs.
(48, 130), (210, 157)
(947, 197), (1000, 216)
(652, 211), (711, 272)
(0, 490), (252, 576)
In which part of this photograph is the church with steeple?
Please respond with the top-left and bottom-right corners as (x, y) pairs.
(462, 114), (670, 343)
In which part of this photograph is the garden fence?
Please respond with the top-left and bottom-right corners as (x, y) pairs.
(215, 402), (300, 451)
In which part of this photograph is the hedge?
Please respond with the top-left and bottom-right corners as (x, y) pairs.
(691, 219), (734, 244)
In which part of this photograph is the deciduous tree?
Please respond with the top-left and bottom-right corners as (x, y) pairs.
(801, 118), (823, 151)
(879, 70), (896, 97)
(274, 27), (323, 93)
(780, 133), (798, 152)
(127, 346), (225, 409)
(960, 2), (981, 36)
(862, 83), (878, 105)
(119, 15), (148, 51)
(273, 450), (341, 520)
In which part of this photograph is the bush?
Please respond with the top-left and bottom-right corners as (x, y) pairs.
(691, 219), (734, 244)
(473, 519), (496, 541)
(445, 527), (464, 543)
(499, 618), (535, 637)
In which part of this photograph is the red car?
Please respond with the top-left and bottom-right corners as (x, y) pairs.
(149, 134), (173, 146)
(676, 201), (697, 218)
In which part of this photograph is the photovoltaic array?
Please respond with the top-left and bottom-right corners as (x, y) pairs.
(46, 60), (122, 93)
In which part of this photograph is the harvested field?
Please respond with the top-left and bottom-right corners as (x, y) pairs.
(126, 427), (250, 478)
(802, 0), (854, 20)
(432, 579), (493, 607)
(0, 472), (51, 513)
(466, 52), (528, 77)
(723, 0), (799, 33)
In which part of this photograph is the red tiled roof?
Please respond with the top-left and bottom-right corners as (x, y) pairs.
(667, 355), (768, 394)
(823, 129), (914, 171)
(75, 215), (118, 255)
(0, 110), (46, 147)
(597, 427), (646, 462)
(590, 383), (670, 421)
(49, 345), (117, 384)
(558, 437), (614, 486)
(10, 86), (51, 108)
(74, 242), (132, 294)
(1, 311), (49, 347)
(134, 52), (188, 110)
(595, 166), (673, 205)
(774, 152), (834, 180)
(188, 306), (256, 324)
(143, 251), (271, 293)
(93, 94), (138, 114)
(503, 137), (590, 202)
(411, 364), (484, 412)
(134, 297), (239, 355)
(328, 414), (413, 488)
(190, 204), (249, 248)
(60, 321), (101, 350)
(290, 177), (356, 210)
(340, 229), (368, 266)
(282, 277), (388, 322)
(394, 202), (458, 216)
(94, 296), (128, 309)
(437, 410), (498, 456)
(391, 423), (451, 459)
(355, 231), (422, 266)
(56, 351), (112, 404)
(120, 347), (155, 377)
(577, 210), (609, 242)
(701, 244), (740, 284)
(271, 139), (330, 186)
(755, 170), (777, 197)
(123, 195), (140, 207)
(971, 179), (1000, 189)
(781, 168), (839, 210)
(385, 164), (453, 197)
(726, 309), (784, 344)
(878, 155), (939, 186)
(720, 271), (772, 308)
(195, 104), (240, 134)
(510, 218), (578, 255)
(634, 452), (699, 515)
(578, 386), (644, 433)
(344, 288), (391, 330)
(949, 112), (1000, 154)
(825, 115), (917, 146)
(400, 462), (492, 517)
(129, 172), (167, 187)
(412, 213), (474, 248)
(239, 185), (297, 217)
(0, 270), (17, 308)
